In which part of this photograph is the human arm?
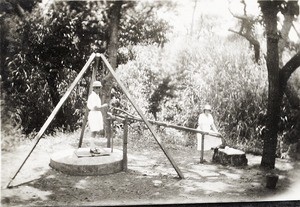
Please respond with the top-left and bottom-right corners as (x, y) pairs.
(208, 114), (220, 134)
(211, 121), (218, 132)
(94, 103), (109, 111)
(197, 113), (204, 130)
(87, 92), (108, 111)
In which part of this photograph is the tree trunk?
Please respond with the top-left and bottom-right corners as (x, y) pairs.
(260, 2), (282, 169)
(228, 27), (261, 63)
(280, 51), (300, 92)
(278, 10), (296, 108)
(260, 8), (300, 167)
(229, 0), (261, 63)
(278, 10), (300, 109)
(107, 1), (123, 73)
(249, 37), (260, 63)
(102, 1), (123, 142)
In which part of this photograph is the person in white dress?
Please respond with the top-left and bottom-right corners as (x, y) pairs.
(196, 104), (222, 151)
(87, 80), (108, 153)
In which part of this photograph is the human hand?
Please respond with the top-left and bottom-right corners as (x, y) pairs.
(95, 104), (108, 111)
(102, 103), (109, 108)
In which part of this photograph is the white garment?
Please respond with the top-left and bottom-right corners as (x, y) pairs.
(196, 113), (221, 150)
(196, 134), (222, 151)
(197, 113), (215, 131)
(87, 91), (103, 132)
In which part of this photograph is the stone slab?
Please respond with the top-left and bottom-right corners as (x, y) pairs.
(218, 147), (245, 155)
(50, 148), (123, 176)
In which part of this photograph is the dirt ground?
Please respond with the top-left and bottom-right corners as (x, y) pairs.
(1, 131), (300, 206)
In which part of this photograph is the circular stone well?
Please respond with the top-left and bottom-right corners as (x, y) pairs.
(50, 148), (123, 176)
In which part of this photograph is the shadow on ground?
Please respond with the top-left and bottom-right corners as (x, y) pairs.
(1, 136), (300, 206)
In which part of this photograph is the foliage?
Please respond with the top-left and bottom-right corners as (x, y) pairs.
(0, 0), (40, 16)
(1, 1), (172, 135)
(116, 34), (270, 154)
(118, 2), (174, 65)
(1, 1), (298, 159)
(119, 7), (171, 47)
(148, 76), (176, 120)
(2, 2), (100, 133)
(1, 94), (26, 151)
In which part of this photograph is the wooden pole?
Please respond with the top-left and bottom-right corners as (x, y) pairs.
(107, 118), (112, 149)
(100, 53), (185, 179)
(78, 108), (89, 148)
(113, 112), (221, 138)
(112, 112), (223, 165)
(78, 54), (99, 148)
(110, 118), (114, 153)
(6, 53), (96, 188)
(123, 116), (128, 171)
(200, 134), (205, 163)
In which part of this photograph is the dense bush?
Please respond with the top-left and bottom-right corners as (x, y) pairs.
(2, 2), (104, 134)
(115, 32), (299, 156)
(1, 1), (172, 136)
(116, 34), (270, 154)
(1, 2), (297, 157)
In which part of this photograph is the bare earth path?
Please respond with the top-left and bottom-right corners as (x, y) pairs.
(1, 131), (300, 206)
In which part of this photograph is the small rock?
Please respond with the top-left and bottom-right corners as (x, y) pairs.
(153, 180), (162, 187)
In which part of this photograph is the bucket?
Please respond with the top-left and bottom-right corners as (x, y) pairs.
(266, 174), (279, 189)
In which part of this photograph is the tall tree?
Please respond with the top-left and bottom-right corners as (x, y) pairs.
(102, 1), (124, 139)
(101, 1), (173, 134)
(259, 0), (300, 169)
(0, 0), (40, 91)
(229, 0), (299, 74)
(229, 0), (261, 63)
(2, 0), (173, 134)
(278, 0), (300, 110)
(278, 0), (299, 66)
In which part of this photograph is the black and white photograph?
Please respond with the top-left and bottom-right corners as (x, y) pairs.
(1, 0), (300, 206)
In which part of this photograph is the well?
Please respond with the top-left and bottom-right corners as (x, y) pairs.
(49, 148), (123, 176)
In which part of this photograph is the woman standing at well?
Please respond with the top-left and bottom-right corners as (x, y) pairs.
(87, 80), (107, 153)
(197, 104), (222, 151)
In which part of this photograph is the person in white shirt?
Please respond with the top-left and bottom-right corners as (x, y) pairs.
(87, 80), (108, 154)
(196, 104), (222, 151)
